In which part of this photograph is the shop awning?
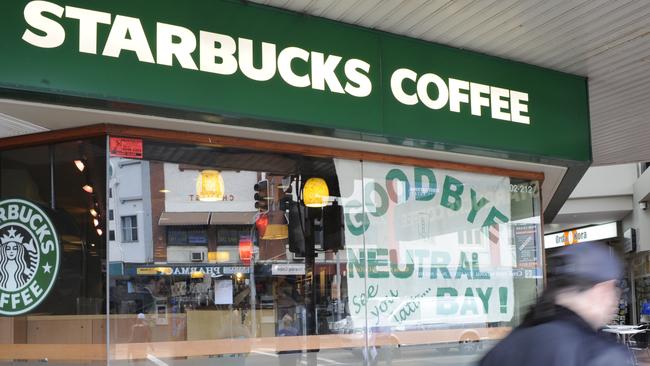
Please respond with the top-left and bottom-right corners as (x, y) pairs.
(158, 212), (257, 226)
(209, 212), (257, 225)
(158, 212), (210, 226)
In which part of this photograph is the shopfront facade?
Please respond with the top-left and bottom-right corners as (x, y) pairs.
(0, 0), (590, 364)
(544, 223), (631, 325)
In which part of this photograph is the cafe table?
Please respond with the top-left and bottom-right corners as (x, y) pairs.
(602, 326), (644, 346)
(605, 324), (643, 330)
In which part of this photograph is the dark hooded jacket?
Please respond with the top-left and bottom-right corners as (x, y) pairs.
(479, 306), (633, 366)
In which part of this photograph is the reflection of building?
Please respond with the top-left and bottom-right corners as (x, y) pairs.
(545, 164), (650, 325)
(108, 158), (154, 263)
(153, 163), (258, 264)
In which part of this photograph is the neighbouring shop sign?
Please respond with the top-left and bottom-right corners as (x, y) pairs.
(0, 199), (60, 316)
(623, 228), (636, 254)
(336, 160), (514, 327)
(0, 0), (589, 163)
(136, 265), (250, 277)
(544, 222), (619, 249)
(272, 263), (306, 276)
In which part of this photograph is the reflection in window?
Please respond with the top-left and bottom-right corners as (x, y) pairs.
(216, 225), (250, 246)
(167, 226), (208, 245)
(106, 139), (544, 366)
(121, 215), (138, 242)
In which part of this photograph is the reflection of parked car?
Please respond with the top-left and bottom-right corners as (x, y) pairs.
(331, 296), (507, 355)
(397, 296), (493, 353)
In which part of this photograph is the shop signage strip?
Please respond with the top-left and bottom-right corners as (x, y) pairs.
(544, 222), (618, 249)
(0, 0), (589, 162)
(134, 265), (250, 276)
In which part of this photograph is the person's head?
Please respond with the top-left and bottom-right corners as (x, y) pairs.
(136, 313), (146, 324)
(282, 314), (293, 328)
(543, 243), (623, 329)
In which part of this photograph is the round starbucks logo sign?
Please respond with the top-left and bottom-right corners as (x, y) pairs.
(0, 199), (59, 316)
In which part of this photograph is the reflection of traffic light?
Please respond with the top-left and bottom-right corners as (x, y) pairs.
(322, 201), (345, 252)
(279, 192), (292, 211)
(288, 201), (307, 256)
(253, 180), (269, 212)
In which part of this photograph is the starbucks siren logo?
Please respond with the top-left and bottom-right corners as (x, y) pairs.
(0, 199), (59, 316)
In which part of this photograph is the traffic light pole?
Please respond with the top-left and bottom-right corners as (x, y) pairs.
(305, 209), (318, 366)
(249, 245), (257, 338)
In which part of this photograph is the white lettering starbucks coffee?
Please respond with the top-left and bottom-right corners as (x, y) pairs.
(21, 0), (530, 124)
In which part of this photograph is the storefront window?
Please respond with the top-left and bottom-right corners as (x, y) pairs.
(106, 138), (543, 365)
(0, 134), (543, 364)
(0, 138), (107, 364)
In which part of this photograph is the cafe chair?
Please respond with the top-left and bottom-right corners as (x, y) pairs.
(628, 325), (650, 364)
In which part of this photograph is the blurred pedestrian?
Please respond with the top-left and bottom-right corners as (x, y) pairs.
(278, 313), (301, 366)
(480, 243), (633, 366)
(128, 313), (152, 363)
(129, 313), (151, 343)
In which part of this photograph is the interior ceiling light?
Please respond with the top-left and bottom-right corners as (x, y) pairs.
(196, 170), (224, 201)
(74, 160), (85, 172)
(93, 218), (99, 227)
(89, 209), (97, 217)
(96, 228), (103, 236)
(303, 177), (329, 207)
(82, 185), (93, 193)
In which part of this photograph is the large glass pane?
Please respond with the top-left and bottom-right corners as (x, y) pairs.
(106, 137), (542, 365)
(108, 139), (366, 365)
(353, 161), (543, 365)
(0, 146), (50, 205)
(0, 138), (107, 365)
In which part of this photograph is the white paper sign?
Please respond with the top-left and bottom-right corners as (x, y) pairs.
(214, 280), (233, 305)
(335, 159), (514, 328)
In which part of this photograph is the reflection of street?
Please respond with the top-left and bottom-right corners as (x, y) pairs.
(107, 346), (482, 366)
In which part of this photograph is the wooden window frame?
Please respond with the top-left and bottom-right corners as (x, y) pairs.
(0, 123), (544, 182)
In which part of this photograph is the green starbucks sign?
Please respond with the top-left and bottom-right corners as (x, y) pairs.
(0, 199), (60, 316)
(0, 0), (590, 164)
